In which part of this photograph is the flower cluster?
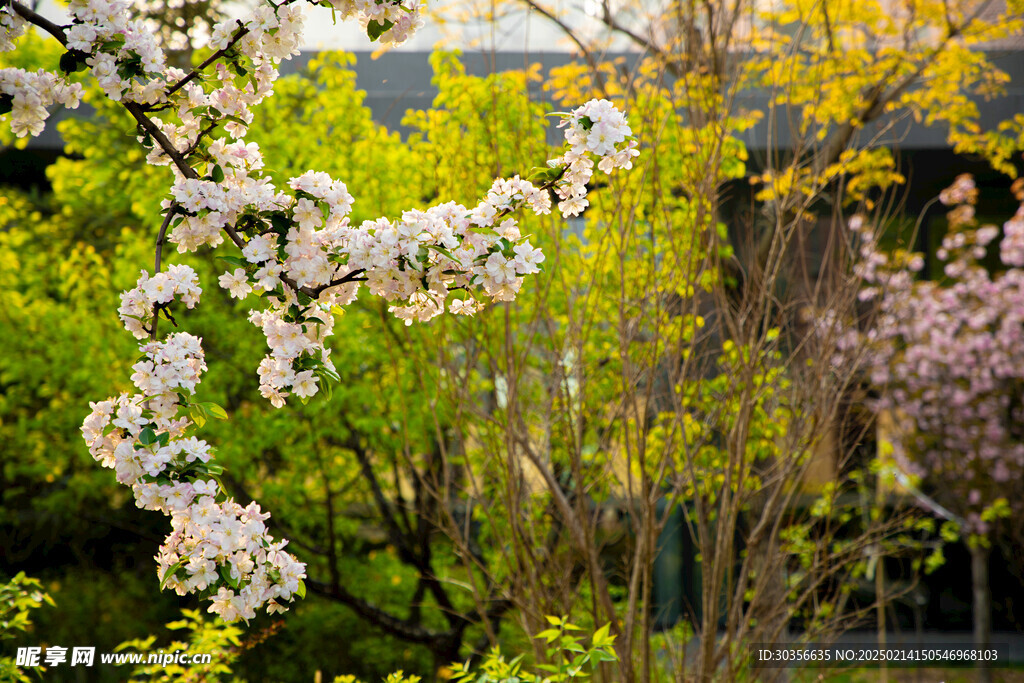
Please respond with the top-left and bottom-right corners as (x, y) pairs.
(549, 98), (640, 217)
(171, 101), (634, 407)
(828, 177), (1024, 533)
(81, 331), (306, 621)
(66, 0), (169, 102)
(938, 173), (978, 207)
(159, 497), (306, 621)
(0, 5), (27, 52)
(1, 0), (421, 145)
(249, 304), (339, 407)
(0, 67), (83, 137)
(118, 264), (202, 339)
(321, 0), (425, 47)
(142, 100), (633, 411)
(82, 334), (209, 488)
(207, 166), (555, 406)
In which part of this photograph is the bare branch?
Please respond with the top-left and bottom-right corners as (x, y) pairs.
(149, 205), (179, 340)
(519, 0), (608, 95)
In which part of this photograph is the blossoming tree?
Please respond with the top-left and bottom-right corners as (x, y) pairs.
(0, 0), (639, 623)
(831, 174), (1024, 671)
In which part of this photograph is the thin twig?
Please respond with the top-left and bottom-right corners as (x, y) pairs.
(154, 204), (177, 275)
(162, 20), (249, 100)
(519, 0), (608, 96)
(149, 205), (178, 340)
(183, 120), (221, 157)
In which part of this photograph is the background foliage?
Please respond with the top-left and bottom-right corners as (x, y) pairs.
(3, 0), (1024, 679)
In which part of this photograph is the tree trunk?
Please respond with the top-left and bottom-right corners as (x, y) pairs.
(970, 542), (992, 683)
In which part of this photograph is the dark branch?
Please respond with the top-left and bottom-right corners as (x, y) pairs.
(162, 20), (249, 100)
(340, 434), (463, 626)
(307, 578), (461, 650)
(219, 222), (367, 299)
(183, 120), (221, 157)
(148, 205), (178, 340)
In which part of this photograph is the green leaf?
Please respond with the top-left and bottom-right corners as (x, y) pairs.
(366, 18), (394, 41)
(591, 622), (612, 647)
(58, 50), (88, 75)
(202, 402), (228, 420)
(138, 427), (157, 446)
(188, 406), (207, 428)
(159, 561), (184, 590)
(219, 564), (240, 590)
(216, 255), (248, 268)
(295, 580), (306, 599)
(98, 36), (125, 51)
(222, 113), (249, 127)
(426, 244), (458, 262)
(536, 629), (560, 643)
(527, 166), (562, 183)
(270, 212), (291, 234)
(211, 164), (225, 183)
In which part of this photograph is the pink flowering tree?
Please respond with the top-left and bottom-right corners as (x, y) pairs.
(1, 0), (639, 624)
(830, 174), (1024, 665)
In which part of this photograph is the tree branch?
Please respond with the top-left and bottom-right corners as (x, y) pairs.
(162, 20), (249, 101)
(519, 0), (608, 96)
(812, 0), (995, 174)
(148, 205), (178, 340)
(599, 1), (677, 74)
(510, 425), (625, 647)
(307, 578), (457, 647)
(12, 2), (361, 307)
(339, 433), (464, 627)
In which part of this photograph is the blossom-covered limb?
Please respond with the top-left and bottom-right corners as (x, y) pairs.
(4, 0), (643, 622)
